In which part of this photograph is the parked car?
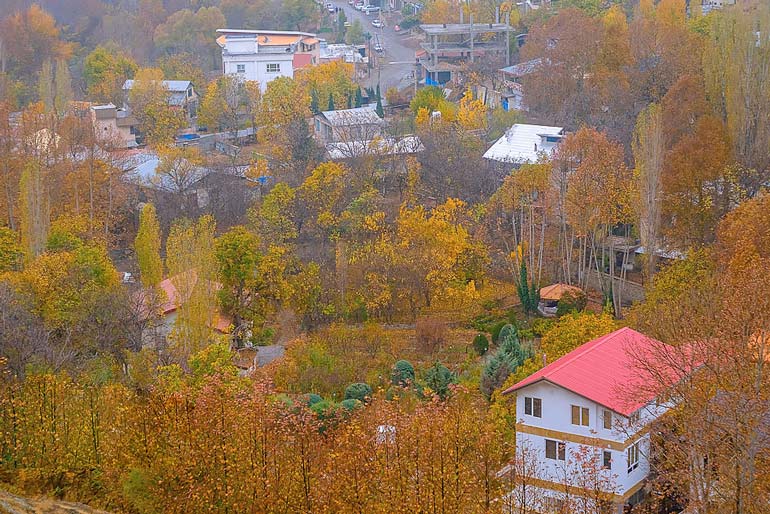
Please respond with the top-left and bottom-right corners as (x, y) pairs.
(326, 2), (335, 12)
(372, 18), (383, 28)
(344, 21), (352, 27)
(374, 42), (383, 52)
(363, 5), (380, 14)
(354, 2), (364, 9)
(348, 0), (355, 4)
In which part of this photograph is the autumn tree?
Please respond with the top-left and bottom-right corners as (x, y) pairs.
(128, 68), (186, 147)
(83, 46), (138, 104)
(703, 6), (770, 192)
(0, 5), (74, 103)
(215, 226), (262, 343)
(165, 215), (218, 361)
(632, 103), (664, 280)
(257, 76), (311, 175)
(154, 6), (226, 72)
(135, 203), (163, 287)
(18, 159), (49, 261)
(296, 61), (356, 112)
(661, 116), (736, 249)
(198, 75), (250, 138)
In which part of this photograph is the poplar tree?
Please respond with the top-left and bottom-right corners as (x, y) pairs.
(18, 160), (49, 262)
(135, 203), (163, 287)
(37, 59), (54, 113)
(54, 59), (73, 116)
(633, 103), (664, 280)
(165, 215), (218, 360)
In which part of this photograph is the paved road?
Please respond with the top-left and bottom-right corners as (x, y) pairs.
(330, 0), (418, 93)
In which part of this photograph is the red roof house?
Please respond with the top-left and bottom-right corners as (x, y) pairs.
(504, 327), (678, 416)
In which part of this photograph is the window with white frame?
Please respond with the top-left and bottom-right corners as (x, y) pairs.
(602, 450), (612, 469)
(571, 405), (589, 426)
(236, 64), (246, 73)
(524, 396), (542, 418)
(603, 409), (612, 430)
(627, 442), (640, 473)
(266, 63), (281, 73)
(545, 439), (565, 461)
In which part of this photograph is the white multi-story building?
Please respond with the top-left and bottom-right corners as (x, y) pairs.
(503, 327), (677, 513)
(217, 29), (320, 92)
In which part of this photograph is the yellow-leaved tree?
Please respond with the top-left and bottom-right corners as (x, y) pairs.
(129, 68), (186, 147)
(165, 214), (218, 361)
(134, 203), (162, 287)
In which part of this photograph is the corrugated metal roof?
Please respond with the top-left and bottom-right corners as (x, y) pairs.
(122, 79), (192, 92)
(320, 106), (383, 126)
(483, 123), (563, 164)
(504, 327), (677, 416)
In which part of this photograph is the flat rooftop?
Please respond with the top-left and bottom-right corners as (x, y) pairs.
(419, 23), (511, 35)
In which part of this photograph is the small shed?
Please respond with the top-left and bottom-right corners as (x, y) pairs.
(538, 283), (583, 317)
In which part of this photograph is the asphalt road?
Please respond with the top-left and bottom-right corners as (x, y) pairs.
(330, 0), (418, 93)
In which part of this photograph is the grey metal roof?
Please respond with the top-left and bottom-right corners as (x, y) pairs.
(122, 80), (192, 92)
(320, 106), (383, 126)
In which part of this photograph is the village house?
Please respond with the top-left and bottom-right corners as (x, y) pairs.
(217, 29), (320, 92)
(503, 327), (680, 513)
(122, 79), (199, 122)
(89, 103), (139, 148)
(483, 123), (564, 167)
(136, 271), (231, 348)
(314, 105), (384, 146)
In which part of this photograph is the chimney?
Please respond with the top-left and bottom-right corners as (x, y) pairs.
(534, 143), (538, 152)
(496, 6), (500, 23)
(542, 353), (547, 367)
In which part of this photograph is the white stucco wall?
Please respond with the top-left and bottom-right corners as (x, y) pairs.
(514, 380), (665, 500)
(222, 53), (294, 92)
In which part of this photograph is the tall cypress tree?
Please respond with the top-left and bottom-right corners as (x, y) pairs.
(327, 93), (335, 111)
(310, 88), (320, 114)
(375, 96), (384, 118)
(355, 87), (363, 107)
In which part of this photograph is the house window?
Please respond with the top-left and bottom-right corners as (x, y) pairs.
(627, 442), (640, 473)
(603, 409), (612, 430)
(628, 410), (641, 425)
(524, 397), (542, 418)
(545, 439), (565, 461)
(571, 405), (589, 426)
(266, 63), (281, 73)
(236, 64), (246, 73)
(603, 450), (612, 469)
(187, 88), (193, 98)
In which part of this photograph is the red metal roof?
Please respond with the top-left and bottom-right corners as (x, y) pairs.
(503, 327), (675, 416)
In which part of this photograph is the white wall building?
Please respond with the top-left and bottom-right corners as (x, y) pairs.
(217, 29), (320, 92)
(503, 327), (679, 513)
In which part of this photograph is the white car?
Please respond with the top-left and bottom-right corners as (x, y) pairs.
(363, 5), (380, 14)
(326, 3), (335, 12)
(372, 18), (383, 28)
(374, 42), (383, 52)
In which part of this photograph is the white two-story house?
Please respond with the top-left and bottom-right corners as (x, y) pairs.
(217, 29), (320, 92)
(503, 327), (678, 513)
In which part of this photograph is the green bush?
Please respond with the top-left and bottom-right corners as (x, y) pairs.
(491, 321), (508, 343)
(340, 398), (361, 411)
(556, 289), (587, 316)
(344, 382), (372, 402)
(473, 333), (489, 356)
(310, 399), (337, 420)
(480, 324), (533, 399)
(304, 393), (323, 406)
(391, 360), (415, 386)
(423, 362), (456, 400)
